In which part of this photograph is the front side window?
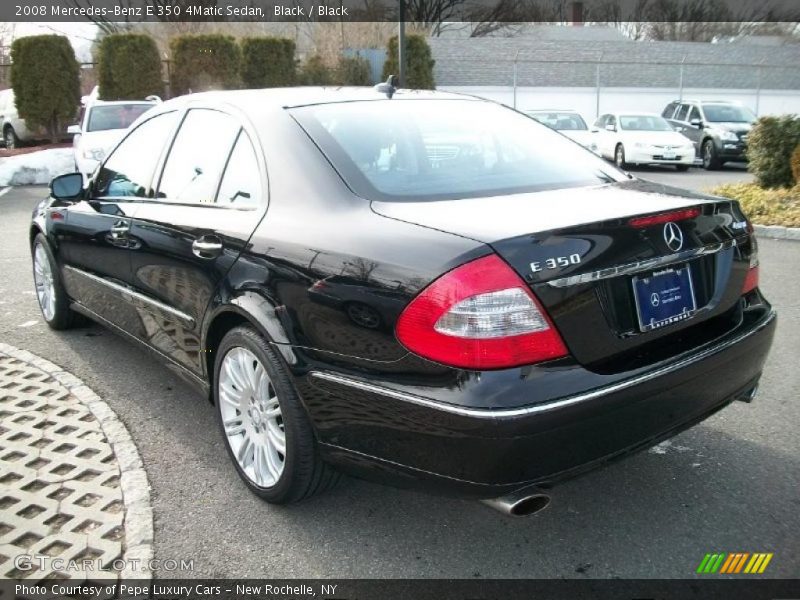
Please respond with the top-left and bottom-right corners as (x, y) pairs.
(292, 100), (624, 202)
(158, 109), (240, 203)
(87, 103), (153, 132)
(689, 106), (702, 122)
(94, 111), (178, 198)
(216, 131), (262, 208)
(618, 115), (673, 131)
(702, 104), (755, 123)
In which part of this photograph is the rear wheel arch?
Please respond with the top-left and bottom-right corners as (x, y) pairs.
(202, 298), (298, 402)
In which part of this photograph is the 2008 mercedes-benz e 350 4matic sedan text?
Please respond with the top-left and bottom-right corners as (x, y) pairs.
(31, 87), (775, 516)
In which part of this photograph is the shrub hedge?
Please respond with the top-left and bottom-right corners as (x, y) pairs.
(240, 37), (296, 88)
(98, 33), (164, 100)
(747, 115), (800, 188)
(170, 34), (240, 96)
(301, 55), (334, 86)
(791, 145), (800, 185)
(338, 56), (371, 86)
(382, 34), (435, 89)
(710, 183), (800, 227)
(10, 35), (80, 143)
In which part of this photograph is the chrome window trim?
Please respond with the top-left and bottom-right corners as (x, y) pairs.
(64, 265), (195, 327)
(309, 309), (774, 420)
(546, 238), (737, 288)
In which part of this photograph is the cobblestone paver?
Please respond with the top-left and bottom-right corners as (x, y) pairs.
(0, 343), (153, 582)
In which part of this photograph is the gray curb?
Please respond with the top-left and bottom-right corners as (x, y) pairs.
(753, 224), (800, 241)
(0, 342), (154, 581)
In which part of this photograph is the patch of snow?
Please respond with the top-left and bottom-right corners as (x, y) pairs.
(0, 148), (75, 186)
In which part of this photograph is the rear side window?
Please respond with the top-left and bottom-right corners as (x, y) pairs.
(216, 131), (262, 207)
(94, 111), (178, 198)
(158, 109), (240, 204)
(662, 102), (677, 118)
(292, 100), (624, 202)
(674, 104), (691, 121)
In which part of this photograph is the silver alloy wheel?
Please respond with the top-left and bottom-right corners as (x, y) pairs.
(615, 145), (624, 167)
(219, 347), (285, 487)
(33, 243), (56, 321)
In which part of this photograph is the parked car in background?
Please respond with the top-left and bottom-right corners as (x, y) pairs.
(0, 88), (42, 149)
(70, 99), (158, 176)
(31, 88), (774, 515)
(662, 100), (756, 170)
(592, 112), (695, 170)
(525, 110), (598, 153)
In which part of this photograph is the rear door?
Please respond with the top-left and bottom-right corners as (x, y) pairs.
(126, 106), (268, 376)
(56, 110), (179, 332)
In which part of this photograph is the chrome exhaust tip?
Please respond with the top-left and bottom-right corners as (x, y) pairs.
(480, 485), (551, 517)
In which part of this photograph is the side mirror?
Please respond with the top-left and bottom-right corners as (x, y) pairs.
(605, 124), (616, 132)
(50, 173), (84, 201)
(590, 127), (599, 133)
(690, 118), (702, 128)
(67, 124), (81, 135)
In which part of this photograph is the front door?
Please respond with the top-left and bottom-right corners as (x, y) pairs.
(127, 108), (268, 376)
(57, 110), (179, 331)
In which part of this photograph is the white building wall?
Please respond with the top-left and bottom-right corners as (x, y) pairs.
(440, 86), (800, 122)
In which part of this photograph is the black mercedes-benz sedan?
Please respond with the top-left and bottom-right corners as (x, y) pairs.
(30, 87), (775, 515)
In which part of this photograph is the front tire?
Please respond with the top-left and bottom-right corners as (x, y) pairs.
(615, 144), (627, 169)
(32, 234), (76, 330)
(702, 139), (721, 170)
(4, 125), (19, 150)
(675, 164), (690, 172)
(214, 325), (339, 504)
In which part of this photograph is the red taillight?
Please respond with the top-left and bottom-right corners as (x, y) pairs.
(742, 229), (759, 294)
(742, 265), (759, 294)
(628, 207), (701, 228)
(395, 254), (568, 370)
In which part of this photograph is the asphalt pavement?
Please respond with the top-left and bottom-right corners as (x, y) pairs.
(1, 182), (797, 579)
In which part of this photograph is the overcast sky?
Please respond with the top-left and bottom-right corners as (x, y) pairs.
(11, 22), (99, 61)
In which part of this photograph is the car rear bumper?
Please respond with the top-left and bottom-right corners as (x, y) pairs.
(302, 304), (775, 498)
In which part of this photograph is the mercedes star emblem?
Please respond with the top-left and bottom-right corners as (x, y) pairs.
(663, 222), (684, 252)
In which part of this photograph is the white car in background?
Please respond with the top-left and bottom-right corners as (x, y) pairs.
(526, 109), (598, 153)
(592, 112), (696, 171)
(70, 99), (158, 176)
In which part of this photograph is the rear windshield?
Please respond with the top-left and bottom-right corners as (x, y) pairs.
(88, 104), (153, 132)
(291, 100), (624, 202)
(618, 115), (673, 131)
(528, 112), (588, 131)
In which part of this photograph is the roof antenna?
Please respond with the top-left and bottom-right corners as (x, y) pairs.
(374, 75), (398, 98)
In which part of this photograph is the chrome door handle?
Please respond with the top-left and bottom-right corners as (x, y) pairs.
(110, 221), (129, 235)
(192, 236), (223, 259)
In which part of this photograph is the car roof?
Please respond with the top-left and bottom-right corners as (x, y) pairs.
(526, 109), (581, 113)
(671, 99), (741, 105)
(87, 100), (157, 109)
(157, 87), (476, 112)
(611, 112), (663, 117)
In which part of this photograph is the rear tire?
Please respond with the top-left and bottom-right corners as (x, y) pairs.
(702, 139), (721, 170)
(32, 234), (76, 330)
(615, 144), (627, 169)
(214, 325), (339, 504)
(4, 125), (19, 150)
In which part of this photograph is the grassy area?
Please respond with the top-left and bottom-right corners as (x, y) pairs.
(709, 183), (800, 228)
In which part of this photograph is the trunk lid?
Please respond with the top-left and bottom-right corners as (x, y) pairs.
(373, 180), (755, 371)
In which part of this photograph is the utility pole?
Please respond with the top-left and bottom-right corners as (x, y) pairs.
(398, 0), (406, 87)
